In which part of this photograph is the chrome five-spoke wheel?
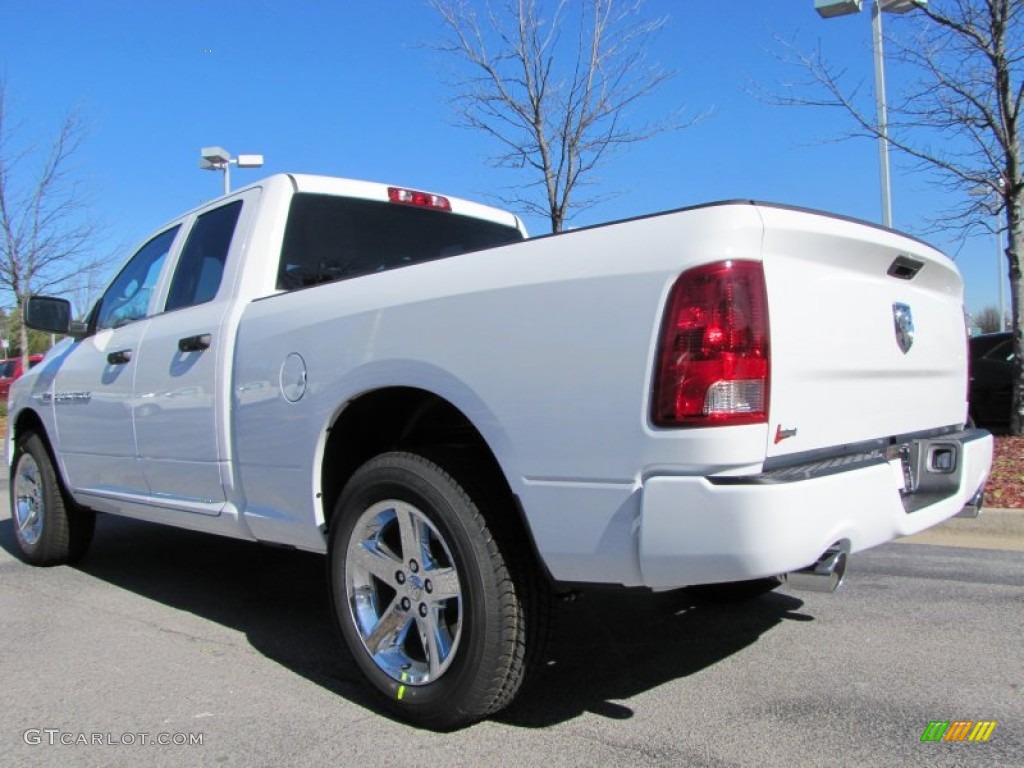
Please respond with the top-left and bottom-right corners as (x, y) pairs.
(346, 499), (463, 685)
(9, 430), (95, 565)
(13, 452), (44, 547)
(329, 451), (529, 729)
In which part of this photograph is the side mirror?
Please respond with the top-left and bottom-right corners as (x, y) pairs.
(24, 296), (84, 337)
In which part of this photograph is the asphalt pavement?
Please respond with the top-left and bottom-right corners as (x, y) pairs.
(1, 476), (1021, 767)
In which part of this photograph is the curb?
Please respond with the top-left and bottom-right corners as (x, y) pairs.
(897, 507), (1024, 552)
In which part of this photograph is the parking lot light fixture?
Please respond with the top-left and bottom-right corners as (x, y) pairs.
(200, 147), (264, 195)
(815, 1), (863, 19)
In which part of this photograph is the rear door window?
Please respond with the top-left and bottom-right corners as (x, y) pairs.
(165, 201), (242, 312)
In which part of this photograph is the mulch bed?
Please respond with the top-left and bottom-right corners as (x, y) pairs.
(986, 435), (1024, 509)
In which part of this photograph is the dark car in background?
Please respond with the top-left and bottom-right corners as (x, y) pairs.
(0, 355), (43, 401)
(969, 332), (1013, 430)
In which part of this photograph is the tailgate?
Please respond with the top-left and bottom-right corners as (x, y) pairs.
(756, 204), (968, 459)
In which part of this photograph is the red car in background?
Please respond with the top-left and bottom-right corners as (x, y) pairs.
(0, 355), (43, 400)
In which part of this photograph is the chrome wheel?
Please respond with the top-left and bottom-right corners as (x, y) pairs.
(345, 499), (463, 685)
(330, 452), (531, 728)
(9, 431), (95, 565)
(13, 453), (44, 547)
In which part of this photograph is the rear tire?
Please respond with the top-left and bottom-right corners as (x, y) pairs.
(10, 431), (95, 566)
(328, 451), (529, 729)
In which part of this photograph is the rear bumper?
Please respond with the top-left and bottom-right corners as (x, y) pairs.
(638, 429), (993, 588)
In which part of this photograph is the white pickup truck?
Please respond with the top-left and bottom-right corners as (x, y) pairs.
(9, 174), (991, 728)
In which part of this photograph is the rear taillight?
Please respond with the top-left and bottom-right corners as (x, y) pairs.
(652, 260), (770, 428)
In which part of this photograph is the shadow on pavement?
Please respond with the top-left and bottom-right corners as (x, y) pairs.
(498, 587), (808, 727)
(0, 510), (809, 729)
(0, 511), (381, 714)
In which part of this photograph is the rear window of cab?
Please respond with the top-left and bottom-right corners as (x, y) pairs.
(277, 193), (523, 290)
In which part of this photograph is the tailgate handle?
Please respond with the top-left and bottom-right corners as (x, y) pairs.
(178, 334), (212, 353)
(107, 349), (132, 365)
(888, 255), (924, 280)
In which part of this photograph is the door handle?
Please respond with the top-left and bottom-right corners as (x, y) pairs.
(107, 349), (132, 365)
(178, 333), (212, 353)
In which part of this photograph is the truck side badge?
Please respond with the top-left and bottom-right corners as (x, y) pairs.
(774, 425), (797, 444)
(893, 302), (914, 354)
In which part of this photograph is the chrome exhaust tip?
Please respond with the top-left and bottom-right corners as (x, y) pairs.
(955, 486), (984, 519)
(783, 547), (847, 593)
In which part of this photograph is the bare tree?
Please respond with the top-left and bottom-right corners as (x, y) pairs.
(64, 258), (110, 320)
(0, 81), (103, 365)
(429, 0), (692, 233)
(974, 305), (1007, 334)
(773, 1), (1024, 432)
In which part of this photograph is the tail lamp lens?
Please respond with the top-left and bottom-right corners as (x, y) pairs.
(652, 260), (770, 427)
(387, 186), (452, 212)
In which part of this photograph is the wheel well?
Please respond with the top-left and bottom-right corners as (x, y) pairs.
(321, 388), (498, 524)
(321, 388), (547, 565)
(11, 409), (49, 457)
(12, 408), (46, 443)
(9, 409), (62, 483)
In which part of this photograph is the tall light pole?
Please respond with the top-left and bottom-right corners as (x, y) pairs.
(199, 146), (265, 195)
(995, 177), (1007, 331)
(995, 214), (1006, 331)
(971, 182), (1008, 331)
(815, 0), (927, 228)
(871, 0), (893, 228)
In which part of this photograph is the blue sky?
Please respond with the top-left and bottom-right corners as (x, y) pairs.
(0, 0), (1007, 318)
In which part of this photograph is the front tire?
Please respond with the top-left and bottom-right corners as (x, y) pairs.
(328, 452), (527, 729)
(10, 431), (95, 566)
